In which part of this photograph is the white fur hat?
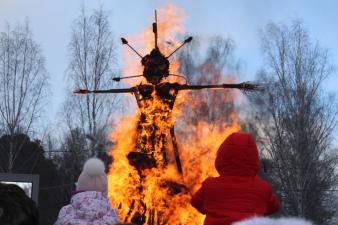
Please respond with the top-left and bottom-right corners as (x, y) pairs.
(76, 158), (108, 196)
(233, 217), (313, 225)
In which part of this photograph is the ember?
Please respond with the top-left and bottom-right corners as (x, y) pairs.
(74, 4), (259, 225)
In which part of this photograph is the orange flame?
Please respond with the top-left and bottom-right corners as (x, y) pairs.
(122, 3), (186, 86)
(108, 3), (241, 224)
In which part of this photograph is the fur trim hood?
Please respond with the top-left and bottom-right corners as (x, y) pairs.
(233, 216), (313, 225)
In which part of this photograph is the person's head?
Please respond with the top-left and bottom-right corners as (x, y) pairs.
(0, 183), (39, 225)
(215, 132), (259, 177)
(76, 158), (108, 196)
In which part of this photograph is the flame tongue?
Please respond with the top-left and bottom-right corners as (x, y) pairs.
(108, 3), (241, 224)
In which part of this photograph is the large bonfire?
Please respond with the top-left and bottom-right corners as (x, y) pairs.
(107, 3), (242, 224)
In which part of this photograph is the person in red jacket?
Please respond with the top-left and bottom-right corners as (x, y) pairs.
(191, 132), (280, 225)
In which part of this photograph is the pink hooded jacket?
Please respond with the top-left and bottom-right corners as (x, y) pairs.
(54, 191), (120, 225)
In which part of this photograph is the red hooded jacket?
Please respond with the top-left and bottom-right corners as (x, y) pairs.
(191, 132), (280, 225)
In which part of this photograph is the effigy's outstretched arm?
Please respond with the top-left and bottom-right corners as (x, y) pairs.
(176, 82), (262, 91)
(74, 88), (134, 94)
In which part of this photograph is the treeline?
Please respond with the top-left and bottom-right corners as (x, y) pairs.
(0, 7), (337, 225)
(0, 8), (117, 224)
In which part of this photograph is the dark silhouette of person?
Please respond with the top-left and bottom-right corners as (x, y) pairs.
(0, 183), (39, 225)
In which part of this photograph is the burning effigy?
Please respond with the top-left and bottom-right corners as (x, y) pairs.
(75, 4), (259, 225)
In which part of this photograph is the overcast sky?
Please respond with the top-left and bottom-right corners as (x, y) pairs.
(1, 0), (337, 124)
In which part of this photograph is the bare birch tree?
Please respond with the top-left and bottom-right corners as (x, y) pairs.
(63, 7), (119, 155)
(0, 22), (48, 172)
(254, 21), (338, 224)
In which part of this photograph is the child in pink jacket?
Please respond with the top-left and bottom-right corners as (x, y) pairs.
(55, 158), (120, 225)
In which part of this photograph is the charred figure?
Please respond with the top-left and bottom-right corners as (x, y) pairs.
(74, 10), (260, 225)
